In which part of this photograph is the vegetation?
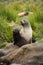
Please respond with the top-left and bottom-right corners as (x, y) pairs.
(0, 1), (43, 47)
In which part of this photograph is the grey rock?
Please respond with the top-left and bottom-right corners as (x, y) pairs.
(10, 63), (21, 65)
(0, 49), (9, 57)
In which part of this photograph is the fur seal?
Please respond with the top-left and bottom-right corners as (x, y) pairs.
(13, 18), (35, 47)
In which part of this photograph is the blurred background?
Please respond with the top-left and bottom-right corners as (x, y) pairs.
(0, 0), (43, 48)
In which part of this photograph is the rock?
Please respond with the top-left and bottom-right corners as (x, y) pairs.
(0, 49), (9, 57)
(5, 43), (19, 50)
(0, 43), (19, 57)
(10, 63), (21, 65)
(0, 43), (43, 65)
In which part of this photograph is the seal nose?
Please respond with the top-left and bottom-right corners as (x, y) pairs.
(21, 20), (25, 25)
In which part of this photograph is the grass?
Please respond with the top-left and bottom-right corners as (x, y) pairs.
(28, 11), (43, 41)
(0, 1), (43, 47)
(0, 18), (13, 43)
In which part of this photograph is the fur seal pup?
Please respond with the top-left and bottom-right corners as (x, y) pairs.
(13, 18), (36, 47)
